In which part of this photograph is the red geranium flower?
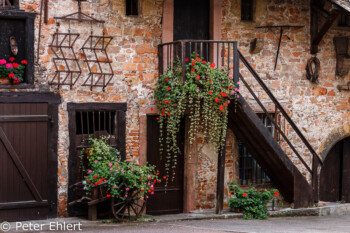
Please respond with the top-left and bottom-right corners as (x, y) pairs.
(191, 68), (195, 72)
(106, 194), (111, 198)
(156, 117), (159, 120)
(9, 57), (15, 62)
(13, 78), (20, 84)
(8, 73), (14, 78)
(243, 193), (247, 197)
(166, 87), (170, 91)
(150, 108), (153, 111)
(196, 75), (200, 80)
(163, 176), (167, 179)
(274, 191), (279, 196)
(202, 61), (206, 64)
(210, 63), (215, 68)
(219, 105), (224, 111)
(224, 103), (228, 106)
(21, 60), (28, 65)
(13, 63), (19, 68)
(209, 80), (212, 84)
(185, 58), (189, 62)
(215, 97), (220, 103)
(208, 91), (212, 94)
(196, 57), (201, 62)
(167, 112), (170, 116)
(164, 78), (168, 82)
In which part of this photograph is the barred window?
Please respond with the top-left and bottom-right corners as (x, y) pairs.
(238, 113), (278, 185)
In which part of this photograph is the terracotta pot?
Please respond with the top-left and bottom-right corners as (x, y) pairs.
(0, 77), (10, 84)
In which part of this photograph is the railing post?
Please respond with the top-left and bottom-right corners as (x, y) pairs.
(181, 41), (186, 84)
(158, 44), (163, 75)
(233, 42), (239, 88)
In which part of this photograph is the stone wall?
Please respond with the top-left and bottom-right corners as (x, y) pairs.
(1, 0), (349, 216)
(222, 0), (350, 178)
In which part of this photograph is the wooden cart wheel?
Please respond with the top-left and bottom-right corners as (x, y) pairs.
(111, 190), (146, 221)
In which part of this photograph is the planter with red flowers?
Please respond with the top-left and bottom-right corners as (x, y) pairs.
(228, 182), (279, 219)
(0, 57), (28, 85)
(152, 53), (239, 180)
(69, 136), (162, 221)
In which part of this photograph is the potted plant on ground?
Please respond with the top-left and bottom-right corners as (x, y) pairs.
(228, 182), (279, 219)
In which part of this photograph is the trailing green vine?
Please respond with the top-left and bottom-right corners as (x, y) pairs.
(152, 53), (240, 181)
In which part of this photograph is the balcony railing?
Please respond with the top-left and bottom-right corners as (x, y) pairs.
(158, 40), (323, 197)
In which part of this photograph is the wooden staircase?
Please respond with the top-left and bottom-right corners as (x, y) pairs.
(227, 51), (323, 207)
(157, 40), (324, 208)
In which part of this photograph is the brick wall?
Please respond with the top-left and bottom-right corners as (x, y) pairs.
(1, 0), (349, 215)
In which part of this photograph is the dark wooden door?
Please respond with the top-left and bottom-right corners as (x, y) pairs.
(320, 137), (350, 202)
(146, 116), (185, 215)
(173, 0), (210, 41)
(173, 0), (210, 60)
(0, 103), (51, 221)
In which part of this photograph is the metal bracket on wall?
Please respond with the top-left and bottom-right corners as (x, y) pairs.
(48, 30), (81, 89)
(81, 35), (114, 91)
(48, 0), (112, 90)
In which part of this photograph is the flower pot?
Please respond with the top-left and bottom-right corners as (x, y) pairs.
(0, 77), (10, 84)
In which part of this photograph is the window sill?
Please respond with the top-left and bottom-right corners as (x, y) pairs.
(0, 83), (35, 89)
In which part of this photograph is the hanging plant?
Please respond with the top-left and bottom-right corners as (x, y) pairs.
(152, 53), (240, 180)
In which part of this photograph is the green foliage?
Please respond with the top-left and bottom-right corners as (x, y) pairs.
(0, 58), (27, 84)
(82, 136), (161, 201)
(152, 53), (239, 181)
(228, 182), (279, 220)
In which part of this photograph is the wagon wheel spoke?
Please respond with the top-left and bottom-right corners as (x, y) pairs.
(131, 190), (140, 198)
(113, 201), (125, 208)
(130, 204), (138, 215)
(128, 205), (131, 217)
(132, 202), (143, 208)
(115, 204), (126, 216)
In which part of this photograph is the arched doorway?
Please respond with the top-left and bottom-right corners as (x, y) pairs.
(320, 137), (350, 202)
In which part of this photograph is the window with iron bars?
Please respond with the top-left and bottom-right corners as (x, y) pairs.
(238, 113), (280, 185)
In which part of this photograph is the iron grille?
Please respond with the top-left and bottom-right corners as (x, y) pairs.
(238, 113), (277, 185)
(75, 110), (119, 148)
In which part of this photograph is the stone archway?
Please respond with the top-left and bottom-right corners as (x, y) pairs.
(318, 125), (350, 202)
(318, 124), (350, 161)
(316, 124), (350, 202)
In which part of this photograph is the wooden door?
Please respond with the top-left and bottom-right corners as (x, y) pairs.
(320, 137), (350, 202)
(341, 137), (350, 202)
(173, 0), (210, 41)
(0, 103), (51, 221)
(173, 0), (210, 60)
(146, 116), (185, 215)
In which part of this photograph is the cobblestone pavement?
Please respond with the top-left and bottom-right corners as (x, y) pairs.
(6, 215), (349, 233)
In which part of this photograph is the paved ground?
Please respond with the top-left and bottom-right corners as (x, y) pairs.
(4, 215), (350, 233)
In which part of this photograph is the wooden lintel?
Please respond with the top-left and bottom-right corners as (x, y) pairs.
(311, 10), (340, 54)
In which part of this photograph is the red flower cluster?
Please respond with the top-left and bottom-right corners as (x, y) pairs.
(243, 193), (247, 197)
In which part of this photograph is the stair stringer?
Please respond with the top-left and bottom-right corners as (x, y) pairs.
(228, 96), (314, 207)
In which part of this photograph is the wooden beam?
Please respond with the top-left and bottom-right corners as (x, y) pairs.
(215, 140), (226, 214)
(311, 7), (340, 54)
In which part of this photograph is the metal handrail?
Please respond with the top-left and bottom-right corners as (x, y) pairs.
(238, 50), (323, 168)
(157, 40), (323, 176)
